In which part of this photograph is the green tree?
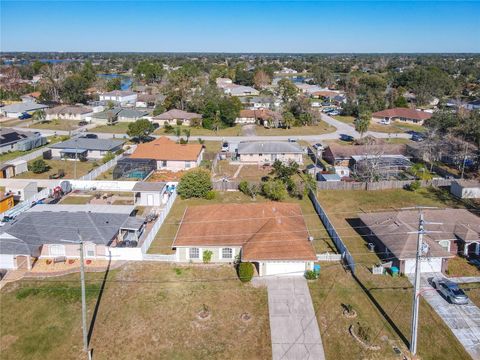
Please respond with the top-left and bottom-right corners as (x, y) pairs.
(262, 179), (287, 201)
(183, 128), (191, 143)
(153, 103), (166, 116)
(238, 262), (254, 282)
(134, 61), (165, 83)
(80, 60), (96, 84)
(393, 96), (409, 108)
(312, 66), (334, 87)
(106, 77), (122, 91)
(282, 111), (295, 129)
(355, 111), (371, 138)
(31, 109), (46, 123)
(277, 78), (298, 103)
(126, 119), (155, 141)
(102, 151), (115, 164)
(61, 74), (88, 104)
(28, 159), (49, 174)
(177, 169), (212, 199)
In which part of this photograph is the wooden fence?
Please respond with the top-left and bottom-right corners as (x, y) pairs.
(316, 178), (453, 191)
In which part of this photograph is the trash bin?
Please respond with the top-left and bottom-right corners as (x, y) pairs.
(314, 264), (321, 274)
(390, 266), (399, 277)
(368, 243), (375, 252)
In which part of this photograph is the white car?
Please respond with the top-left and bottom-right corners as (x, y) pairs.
(221, 142), (229, 152)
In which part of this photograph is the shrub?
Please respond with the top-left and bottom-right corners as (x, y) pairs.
(357, 322), (371, 343)
(262, 179), (287, 201)
(238, 262), (254, 282)
(203, 250), (213, 263)
(177, 169), (212, 199)
(205, 190), (216, 200)
(164, 124), (174, 134)
(238, 180), (249, 194)
(305, 270), (318, 280)
(102, 151), (115, 164)
(406, 180), (421, 192)
(29, 159), (49, 174)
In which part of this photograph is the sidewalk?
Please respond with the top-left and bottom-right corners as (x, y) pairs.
(265, 276), (325, 360)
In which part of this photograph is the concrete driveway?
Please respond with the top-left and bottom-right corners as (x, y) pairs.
(410, 273), (480, 359)
(265, 276), (325, 360)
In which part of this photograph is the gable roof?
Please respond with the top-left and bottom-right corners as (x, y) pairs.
(173, 203), (316, 261)
(153, 109), (202, 121)
(50, 137), (125, 151)
(359, 209), (480, 259)
(0, 205), (141, 255)
(237, 141), (303, 154)
(238, 109), (279, 120)
(45, 105), (93, 115)
(91, 107), (148, 119)
(130, 137), (203, 161)
(1, 102), (49, 113)
(0, 128), (39, 146)
(372, 108), (432, 121)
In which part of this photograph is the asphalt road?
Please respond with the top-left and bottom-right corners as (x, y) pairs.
(12, 113), (411, 143)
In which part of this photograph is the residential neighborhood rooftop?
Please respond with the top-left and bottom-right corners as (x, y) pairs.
(237, 141), (303, 154)
(130, 137), (203, 161)
(49, 137), (125, 151)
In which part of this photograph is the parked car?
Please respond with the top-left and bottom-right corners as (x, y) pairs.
(287, 138), (297, 143)
(329, 110), (340, 116)
(78, 120), (89, 126)
(221, 142), (229, 152)
(81, 133), (98, 139)
(322, 107), (335, 113)
(430, 278), (469, 305)
(18, 112), (32, 120)
(411, 133), (425, 142)
(313, 143), (325, 151)
(340, 134), (354, 142)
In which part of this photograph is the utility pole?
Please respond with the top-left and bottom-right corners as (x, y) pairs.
(410, 211), (424, 356)
(78, 232), (88, 355)
(74, 138), (78, 179)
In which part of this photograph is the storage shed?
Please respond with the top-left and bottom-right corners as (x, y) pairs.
(450, 180), (480, 199)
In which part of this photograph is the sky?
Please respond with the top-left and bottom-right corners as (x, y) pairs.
(1, 1), (479, 53)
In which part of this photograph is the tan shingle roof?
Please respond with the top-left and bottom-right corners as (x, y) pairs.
(173, 203), (317, 261)
(372, 108), (432, 121)
(152, 109), (201, 121)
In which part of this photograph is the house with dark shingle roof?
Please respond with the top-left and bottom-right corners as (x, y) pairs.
(91, 107), (149, 124)
(0, 205), (145, 270)
(172, 203), (316, 276)
(49, 137), (125, 160)
(358, 209), (480, 274)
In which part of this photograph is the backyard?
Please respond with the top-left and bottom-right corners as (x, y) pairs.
(92, 122), (130, 134)
(14, 157), (99, 179)
(148, 191), (333, 255)
(0, 263), (271, 360)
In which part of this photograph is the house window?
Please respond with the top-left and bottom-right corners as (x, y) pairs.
(439, 240), (450, 252)
(185, 161), (191, 168)
(162, 161), (167, 167)
(85, 244), (95, 257)
(222, 248), (233, 259)
(49, 244), (65, 257)
(189, 248), (200, 259)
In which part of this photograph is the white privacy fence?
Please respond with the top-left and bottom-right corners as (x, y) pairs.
(140, 191), (177, 254)
(0, 187), (51, 219)
(316, 253), (342, 261)
(70, 180), (137, 192)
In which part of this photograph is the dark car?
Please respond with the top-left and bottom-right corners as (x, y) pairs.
(340, 134), (354, 142)
(431, 278), (469, 305)
(18, 112), (32, 120)
(78, 120), (89, 126)
(411, 133), (425, 142)
(81, 133), (98, 139)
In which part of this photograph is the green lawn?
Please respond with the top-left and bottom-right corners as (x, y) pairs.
(311, 187), (477, 359)
(0, 263), (271, 360)
(155, 125), (243, 137)
(0, 136), (66, 163)
(28, 120), (81, 131)
(255, 121), (336, 136)
(14, 157), (98, 179)
(92, 122), (131, 134)
(333, 115), (356, 125)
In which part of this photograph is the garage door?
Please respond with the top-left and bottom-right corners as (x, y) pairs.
(0, 254), (16, 269)
(404, 258), (443, 274)
(264, 262), (306, 276)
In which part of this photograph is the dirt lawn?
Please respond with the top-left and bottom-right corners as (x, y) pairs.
(0, 263), (271, 360)
(28, 119), (81, 131)
(14, 158), (98, 179)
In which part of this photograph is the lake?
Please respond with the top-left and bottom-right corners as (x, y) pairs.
(97, 74), (133, 90)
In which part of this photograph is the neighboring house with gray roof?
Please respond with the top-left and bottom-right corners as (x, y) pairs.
(152, 109), (202, 127)
(49, 137), (125, 160)
(91, 107), (149, 124)
(236, 141), (303, 164)
(0, 205), (145, 270)
(0, 102), (49, 118)
(0, 128), (47, 154)
(45, 105), (94, 121)
(358, 209), (480, 274)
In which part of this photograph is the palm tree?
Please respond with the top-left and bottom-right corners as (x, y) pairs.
(174, 126), (182, 142)
(182, 128), (191, 143)
(32, 109), (46, 124)
(355, 111), (371, 138)
(213, 110), (221, 134)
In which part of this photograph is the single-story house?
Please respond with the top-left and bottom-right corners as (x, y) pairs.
(49, 137), (125, 160)
(295, 84), (324, 96)
(152, 109), (202, 127)
(45, 105), (94, 121)
(322, 144), (407, 167)
(0, 204), (146, 270)
(129, 137), (204, 172)
(4, 181), (37, 201)
(172, 203), (316, 276)
(20, 91), (41, 103)
(0, 128), (47, 154)
(99, 90), (137, 106)
(236, 141), (304, 165)
(450, 180), (480, 199)
(132, 181), (169, 207)
(235, 109), (280, 125)
(0, 102), (49, 118)
(135, 94), (158, 108)
(359, 209), (480, 274)
(372, 108), (432, 125)
(90, 108), (149, 124)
